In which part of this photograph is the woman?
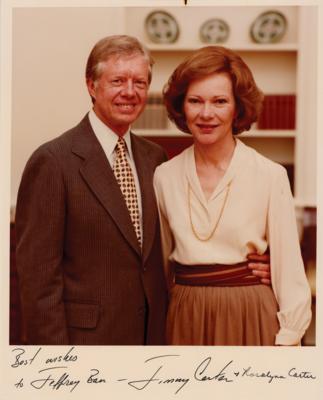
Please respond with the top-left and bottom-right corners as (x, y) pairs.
(153, 46), (312, 346)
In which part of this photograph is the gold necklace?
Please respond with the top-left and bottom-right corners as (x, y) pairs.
(188, 181), (231, 242)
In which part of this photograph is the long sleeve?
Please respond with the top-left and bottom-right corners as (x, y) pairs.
(267, 167), (312, 345)
(152, 142), (312, 345)
(15, 147), (69, 344)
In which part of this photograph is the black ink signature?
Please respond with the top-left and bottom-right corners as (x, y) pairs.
(126, 354), (234, 394)
(9, 348), (318, 395)
(288, 368), (316, 379)
(241, 366), (286, 383)
(126, 355), (189, 394)
(122, 354), (317, 394)
(194, 357), (234, 383)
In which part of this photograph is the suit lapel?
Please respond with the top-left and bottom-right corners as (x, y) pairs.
(71, 116), (141, 256)
(131, 133), (158, 264)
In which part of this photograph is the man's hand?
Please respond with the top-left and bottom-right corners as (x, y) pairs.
(247, 253), (271, 285)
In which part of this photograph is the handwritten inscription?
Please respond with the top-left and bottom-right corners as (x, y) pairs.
(11, 347), (41, 368)
(45, 347), (78, 364)
(87, 369), (106, 384)
(13, 368), (105, 393)
(10, 348), (317, 395)
(194, 356), (234, 383)
(11, 347), (77, 368)
(288, 368), (316, 380)
(126, 355), (234, 394)
(241, 366), (286, 383)
(123, 355), (317, 394)
(30, 367), (80, 392)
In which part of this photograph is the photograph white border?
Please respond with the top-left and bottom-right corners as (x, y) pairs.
(1, 0), (322, 399)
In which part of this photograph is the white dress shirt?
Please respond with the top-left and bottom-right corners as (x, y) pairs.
(88, 109), (143, 238)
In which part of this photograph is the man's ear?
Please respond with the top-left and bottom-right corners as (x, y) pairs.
(86, 78), (96, 100)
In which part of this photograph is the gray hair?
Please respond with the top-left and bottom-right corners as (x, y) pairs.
(85, 35), (154, 84)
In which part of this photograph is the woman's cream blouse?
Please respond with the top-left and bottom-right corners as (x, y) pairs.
(153, 139), (312, 345)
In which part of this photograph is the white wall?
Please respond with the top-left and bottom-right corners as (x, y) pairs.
(126, 6), (298, 47)
(295, 7), (317, 206)
(11, 7), (126, 205)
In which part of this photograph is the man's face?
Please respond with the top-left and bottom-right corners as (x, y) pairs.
(87, 54), (150, 136)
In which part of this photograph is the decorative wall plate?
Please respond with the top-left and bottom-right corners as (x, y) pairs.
(145, 11), (179, 44)
(200, 18), (230, 44)
(250, 11), (287, 43)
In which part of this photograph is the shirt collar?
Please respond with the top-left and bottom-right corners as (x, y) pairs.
(88, 109), (134, 160)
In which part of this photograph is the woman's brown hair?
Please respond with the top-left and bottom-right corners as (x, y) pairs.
(163, 46), (264, 135)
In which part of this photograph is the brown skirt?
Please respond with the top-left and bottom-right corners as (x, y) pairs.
(166, 283), (279, 346)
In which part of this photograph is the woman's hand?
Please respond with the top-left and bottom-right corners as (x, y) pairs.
(247, 253), (271, 285)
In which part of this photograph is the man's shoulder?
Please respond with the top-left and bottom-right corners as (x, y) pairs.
(131, 133), (164, 153)
(131, 133), (168, 164)
(30, 116), (89, 159)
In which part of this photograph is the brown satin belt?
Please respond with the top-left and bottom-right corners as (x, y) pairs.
(173, 261), (262, 287)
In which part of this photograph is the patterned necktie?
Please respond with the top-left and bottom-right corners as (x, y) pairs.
(113, 137), (142, 247)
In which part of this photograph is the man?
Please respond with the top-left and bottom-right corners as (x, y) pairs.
(15, 35), (270, 345)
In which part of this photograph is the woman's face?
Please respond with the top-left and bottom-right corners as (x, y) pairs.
(183, 72), (236, 147)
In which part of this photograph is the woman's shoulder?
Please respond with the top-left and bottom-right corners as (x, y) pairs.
(238, 139), (286, 176)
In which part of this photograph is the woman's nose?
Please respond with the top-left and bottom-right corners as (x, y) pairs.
(199, 103), (214, 119)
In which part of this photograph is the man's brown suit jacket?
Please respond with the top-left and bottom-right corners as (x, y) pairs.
(15, 115), (168, 345)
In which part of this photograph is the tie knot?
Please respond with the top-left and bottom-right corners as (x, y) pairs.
(115, 136), (127, 155)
